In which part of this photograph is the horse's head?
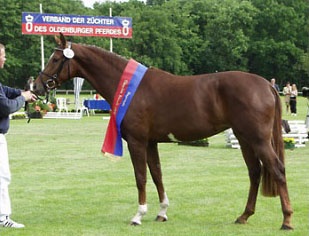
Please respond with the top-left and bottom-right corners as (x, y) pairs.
(33, 33), (76, 95)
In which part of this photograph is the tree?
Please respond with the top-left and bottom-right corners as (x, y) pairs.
(0, 0), (87, 88)
(0, 0), (308, 89)
(248, 0), (308, 86)
(189, 0), (257, 73)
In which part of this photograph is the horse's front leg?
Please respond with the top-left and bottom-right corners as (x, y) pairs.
(147, 142), (169, 222)
(127, 140), (148, 225)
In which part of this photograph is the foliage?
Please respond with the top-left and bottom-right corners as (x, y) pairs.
(0, 0), (308, 90)
(248, 0), (308, 85)
(11, 113), (26, 119)
(27, 100), (52, 115)
(178, 138), (209, 147)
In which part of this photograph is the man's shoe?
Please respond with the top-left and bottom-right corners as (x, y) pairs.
(0, 216), (25, 228)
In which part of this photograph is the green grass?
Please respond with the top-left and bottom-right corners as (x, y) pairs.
(1, 97), (308, 235)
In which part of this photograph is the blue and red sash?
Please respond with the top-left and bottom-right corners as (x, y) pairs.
(102, 59), (148, 157)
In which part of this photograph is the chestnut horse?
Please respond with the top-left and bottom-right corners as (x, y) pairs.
(33, 33), (293, 229)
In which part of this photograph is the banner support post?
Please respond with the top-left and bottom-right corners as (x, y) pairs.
(109, 7), (113, 52)
(40, 4), (45, 70)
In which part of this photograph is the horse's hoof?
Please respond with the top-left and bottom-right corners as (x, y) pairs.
(130, 221), (141, 226)
(235, 218), (247, 224)
(280, 224), (293, 230)
(155, 215), (167, 222)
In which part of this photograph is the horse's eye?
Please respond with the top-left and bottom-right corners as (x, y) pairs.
(52, 58), (59, 63)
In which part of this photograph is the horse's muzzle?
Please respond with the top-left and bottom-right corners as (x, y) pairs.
(32, 81), (45, 96)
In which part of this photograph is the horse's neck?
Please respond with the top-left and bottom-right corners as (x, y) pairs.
(75, 45), (128, 104)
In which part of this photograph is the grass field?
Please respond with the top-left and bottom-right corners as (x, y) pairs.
(0, 97), (308, 235)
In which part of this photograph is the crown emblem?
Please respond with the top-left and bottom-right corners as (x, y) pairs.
(25, 14), (34, 22)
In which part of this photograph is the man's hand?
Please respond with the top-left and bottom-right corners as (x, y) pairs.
(22, 91), (37, 102)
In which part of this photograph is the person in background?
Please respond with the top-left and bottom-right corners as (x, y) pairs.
(0, 43), (36, 228)
(24, 77), (34, 91)
(271, 78), (280, 92)
(289, 84), (298, 116)
(282, 82), (291, 114)
(94, 93), (100, 100)
(24, 76), (34, 112)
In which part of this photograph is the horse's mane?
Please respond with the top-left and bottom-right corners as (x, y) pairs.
(79, 43), (128, 63)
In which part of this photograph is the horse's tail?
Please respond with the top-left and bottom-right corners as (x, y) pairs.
(261, 88), (284, 197)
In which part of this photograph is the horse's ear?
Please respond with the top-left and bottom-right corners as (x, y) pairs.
(54, 33), (66, 48)
(54, 35), (61, 46)
(59, 33), (66, 48)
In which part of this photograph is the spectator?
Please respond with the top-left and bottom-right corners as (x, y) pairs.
(282, 82), (291, 114)
(271, 78), (280, 92)
(290, 84), (298, 116)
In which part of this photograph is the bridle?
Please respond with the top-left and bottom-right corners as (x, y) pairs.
(28, 41), (74, 123)
(39, 41), (74, 92)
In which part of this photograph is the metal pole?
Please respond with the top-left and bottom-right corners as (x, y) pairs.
(305, 97), (309, 129)
(109, 7), (113, 52)
(40, 4), (45, 70)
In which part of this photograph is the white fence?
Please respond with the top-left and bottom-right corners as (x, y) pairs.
(226, 120), (308, 149)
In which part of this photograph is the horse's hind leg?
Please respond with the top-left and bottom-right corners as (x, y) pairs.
(146, 142), (169, 222)
(278, 183), (293, 230)
(256, 145), (293, 229)
(246, 142), (293, 229)
(236, 143), (261, 224)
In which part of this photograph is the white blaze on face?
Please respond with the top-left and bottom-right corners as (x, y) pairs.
(168, 133), (180, 142)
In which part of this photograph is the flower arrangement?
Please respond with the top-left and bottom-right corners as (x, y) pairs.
(27, 100), (52, 118)
(283, 137), (295, 149)
(283, 137), (295, 144)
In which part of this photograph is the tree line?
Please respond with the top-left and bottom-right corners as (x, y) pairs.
(0, 0), (308, 91)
